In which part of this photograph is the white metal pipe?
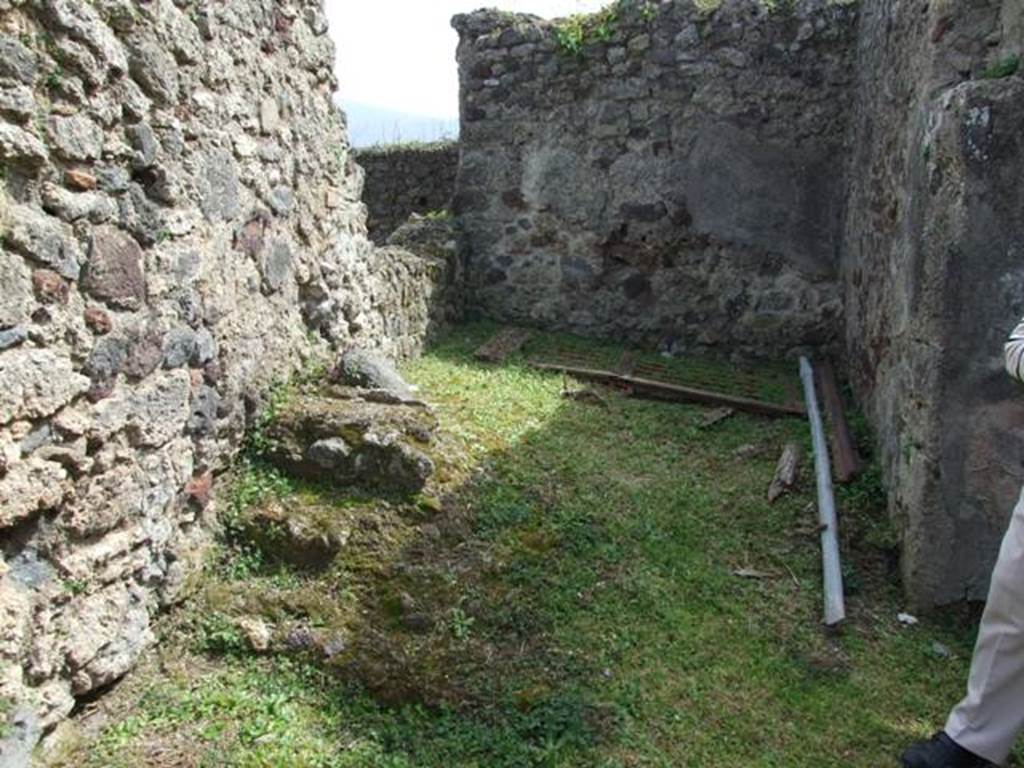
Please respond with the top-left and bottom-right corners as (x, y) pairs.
(799, 357), (846, 627)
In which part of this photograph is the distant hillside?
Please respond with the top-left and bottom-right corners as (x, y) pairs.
(340, 101), (459, 148)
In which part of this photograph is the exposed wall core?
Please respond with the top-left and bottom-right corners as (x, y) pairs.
(0, 0), (453, 746)
(453, 1), (859, 359)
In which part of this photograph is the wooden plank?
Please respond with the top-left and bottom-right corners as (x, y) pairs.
(528, 361), (805, 418)
(473, 327), (533, 363)
(767, 443), (802, 503)
(815, 360), (861, 483)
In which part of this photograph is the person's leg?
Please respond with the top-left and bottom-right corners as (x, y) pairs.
(945, 486), (1024, 765)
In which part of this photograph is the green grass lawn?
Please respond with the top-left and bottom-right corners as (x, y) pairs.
(43, 323), (1008, 768)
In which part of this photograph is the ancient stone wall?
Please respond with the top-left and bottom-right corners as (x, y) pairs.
(453, 0), (1024, 607)
(356, 141), (459, 244)
(452, 0), (859, 359)
(842, 0), (1024, 607)
(0, 0), (454, 750)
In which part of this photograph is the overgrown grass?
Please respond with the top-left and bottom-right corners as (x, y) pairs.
(44, 323), (1013, 768)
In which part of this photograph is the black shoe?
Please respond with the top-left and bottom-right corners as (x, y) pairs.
(901, 732), (993, 767)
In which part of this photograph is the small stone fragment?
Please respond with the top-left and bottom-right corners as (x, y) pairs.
(186, 385), (218, 436)
(41, 183), (116, 224)
(284, 625), (316, 651)
(84, 336), (126, 391)
(331, 348), (416, 401)
(306, 437), (351, 468)
(32, 269), (70, 304)
(268, 185), (293, 217)
(126, 122), (158, 170)
(930, 641), (952, 659)
(322, 636), (348, 658)
(734, 444), (760, 460)
(65, 168), (98, 190)
(0, 326), (28, 351)
(198, 148), (240, 222)
(83, 227), (146, 310)
(234, 214), (267, 259)
(122, 326), (163, 380)
(237, 616), (271, 652)
(0, 83), (35, 121)
(185, 471), (213, 508)
(162, 328), (196, 369)
(83, 306), (112, 335)
(259, 97), (280, 134)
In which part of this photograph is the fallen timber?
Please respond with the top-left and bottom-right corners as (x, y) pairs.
(815, 359), (862, 484)
(527, 361), (805, 418)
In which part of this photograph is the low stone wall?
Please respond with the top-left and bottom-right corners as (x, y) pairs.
(357, 142), (458, 244)
(843, 0), (1024, 607)
(452, 1), (859, 359)
(0, 0), (452, 750)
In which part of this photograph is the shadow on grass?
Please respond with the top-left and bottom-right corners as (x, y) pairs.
(64, 323), (1004, 768)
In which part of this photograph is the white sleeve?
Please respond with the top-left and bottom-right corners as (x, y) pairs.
(1005, 317), (1024, 382)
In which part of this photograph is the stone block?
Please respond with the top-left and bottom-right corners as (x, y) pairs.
(83, 226), (146, 310)
(0, 348), (90, 425)
(0, 82), (35, 122)
(64, 583), (154, 695)
(129, 40), (179, 104)
(267, 389), (437, 494)
(259, 97), (280, 134)
(0, 35), (38, 84)
(0, 457), (67, 528)
(0, 250), (33, 330)
(32, 269), (70, 304)
(48, 114), (103, 162)
(0, 124), (47, 165)
(91, 369), (191, 448)
(260, 240), (292, 293)
(197, 148), (240, 222)
(4, 205), (82, 280)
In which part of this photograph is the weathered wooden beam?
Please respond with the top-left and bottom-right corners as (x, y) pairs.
(815, 359), (862, 484)
(768, 442), (802, 503)
(528, 361), (805, 418)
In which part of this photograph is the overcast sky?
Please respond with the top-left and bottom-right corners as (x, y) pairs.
(327, 0), (607, 119)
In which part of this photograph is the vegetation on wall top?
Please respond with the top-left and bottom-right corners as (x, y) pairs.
(553, 0), (657, 57)
(356, 139), (459, 156)
(550, 0), (858, 57)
